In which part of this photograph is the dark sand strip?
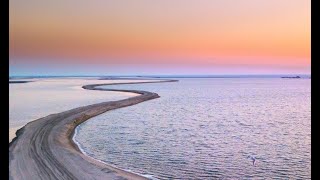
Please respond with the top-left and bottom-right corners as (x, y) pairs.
(9, 81), (32, 84)
(9, 79), (178, 180)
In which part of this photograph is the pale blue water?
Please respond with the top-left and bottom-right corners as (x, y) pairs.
(75, 78), (311, 179)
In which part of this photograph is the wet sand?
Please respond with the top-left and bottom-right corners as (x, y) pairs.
(9, 79), (177, 180)
(9, 126), (23, 142)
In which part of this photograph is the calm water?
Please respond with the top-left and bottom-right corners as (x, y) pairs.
(9, 78), (147, 142)
(75, 78), (311, 179)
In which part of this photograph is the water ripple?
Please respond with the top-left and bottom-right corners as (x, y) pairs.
(75, 78), (310, 179)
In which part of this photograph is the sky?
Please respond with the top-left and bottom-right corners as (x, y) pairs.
(9, 0), (310, 75)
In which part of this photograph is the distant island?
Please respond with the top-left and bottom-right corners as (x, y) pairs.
(9, 80), (32, 84)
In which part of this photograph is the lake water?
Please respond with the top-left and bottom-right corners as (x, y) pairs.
(75, 78), (311, 179)
(9, 78), (155, 142)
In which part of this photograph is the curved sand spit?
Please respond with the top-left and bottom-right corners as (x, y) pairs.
(9, 79), (178, 180)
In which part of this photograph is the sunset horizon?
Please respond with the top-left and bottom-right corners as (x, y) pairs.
(10, 0), (310, 75)
(9, 1), (311, 179)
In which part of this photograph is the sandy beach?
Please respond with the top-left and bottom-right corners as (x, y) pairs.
(9, 79), (177, 180)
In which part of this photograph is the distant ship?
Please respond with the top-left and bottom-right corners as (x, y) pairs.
(281, 76), (301, 79)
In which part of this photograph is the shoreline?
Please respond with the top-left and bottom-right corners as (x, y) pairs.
(9, 79), (178, 180)
(71, 117), (156, 179)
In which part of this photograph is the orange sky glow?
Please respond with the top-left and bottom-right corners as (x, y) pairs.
(9, 0), (310, 75)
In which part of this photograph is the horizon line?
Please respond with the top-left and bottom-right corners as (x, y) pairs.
(9, 74), (311, 78)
